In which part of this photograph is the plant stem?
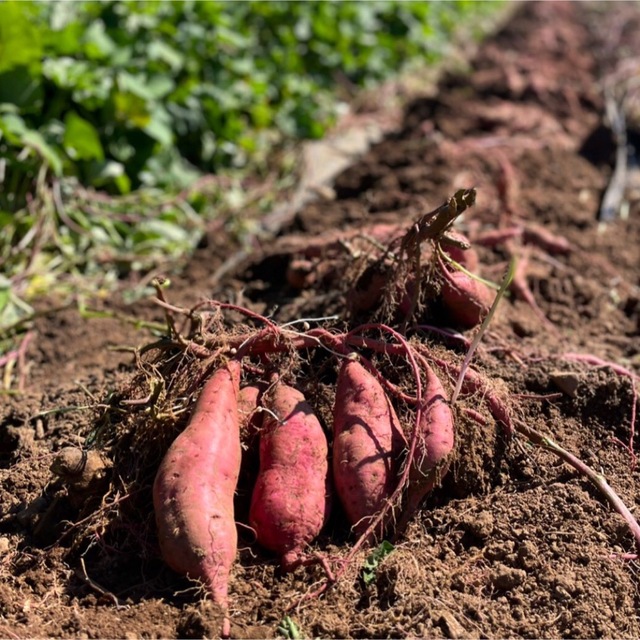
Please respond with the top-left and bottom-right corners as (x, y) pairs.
(451, 255), (516, 405)
(515, 419), (640, 556)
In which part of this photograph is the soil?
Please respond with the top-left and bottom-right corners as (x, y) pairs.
(2, 2), (640, 638)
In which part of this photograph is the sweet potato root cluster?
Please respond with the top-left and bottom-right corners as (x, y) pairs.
(87, 190), (548, 635)
(143, 277), (514, 634)
(149, 321), (466, 635)
(60, 189), (639, 637)
(279, 188), (497, 330)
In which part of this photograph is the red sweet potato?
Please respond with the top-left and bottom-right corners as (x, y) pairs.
(332, 358), (408, 538)
(523, 223), (572, 255)
(238, 383), (265, 436)
(249, 381), (331, 570)
(397, 363), (454, 534)
(473, 226), (523, 247)
(153, 360), (242, 638)
(440, 269), (495, 328)
(349, 264), (420, 320)
(235, 383), (266, 522)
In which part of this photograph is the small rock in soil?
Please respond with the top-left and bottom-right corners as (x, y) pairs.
(550, 370), (581, 398)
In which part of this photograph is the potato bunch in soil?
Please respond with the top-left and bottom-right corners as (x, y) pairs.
(51, 189), (638, 637)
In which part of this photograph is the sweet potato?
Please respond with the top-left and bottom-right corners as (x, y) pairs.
(349, 264), (420, 321)
(397, 363), (454, 534)
(235, 383), (266, 522)
(238, 383), (265, 436)
(332, 358), (408, 538)
(153, 360), (242, 638)
(523, 223), (572, 255)
(249, 381), (331, 570)
(440, 269), (495, 328)
(473, 226), (523, 247)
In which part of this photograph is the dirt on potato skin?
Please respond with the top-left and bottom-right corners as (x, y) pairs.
(2, 2), (640, 638)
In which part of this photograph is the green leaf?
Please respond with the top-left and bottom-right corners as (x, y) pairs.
(250, 102), (272, 129)
(0, 111), (28, 144)
(48, 1), (80, 31)
(276, 616), (301, 640)
(21, 129), (63, 176)
(0, 2), (43, 74)
(0, 69), (42, 110)
(63, 112), (104, 162)
(0, 212), (14, 228)
(0, 275), (32, 329)
(113, 91), (150, 128)
(362, 540), (395, 586)
(82, 20), (116, 60)
(145, 75), (175, 100)
(143, 106), (174, 147)
(147, 40), (184, 72)
(92, 161), (131, 194)
(117, 70), (156, 101)
(0, 276), (10, 314)
(137, 219), (190, 245)
(113, 172), (132, 195)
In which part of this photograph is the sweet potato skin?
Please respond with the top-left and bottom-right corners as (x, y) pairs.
(410, 365), (454, 492)
(332, 359), (407, 538)
(238, 383), (265, 436)
(397, 363), (454, 534)
(440, 270), (495, 328)
(235, 383), (266, 523)
(249, 382), (331, 570)
(153, 360), (242, 629)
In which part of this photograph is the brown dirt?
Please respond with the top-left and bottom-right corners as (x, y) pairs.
(2, 2), (640, 638)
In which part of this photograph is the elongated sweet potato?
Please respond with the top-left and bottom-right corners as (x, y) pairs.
(332, 358), (408, 539)
(397, 363), (454, 534)
(249, 381), (331, 570)
(153, 360), (242, 638)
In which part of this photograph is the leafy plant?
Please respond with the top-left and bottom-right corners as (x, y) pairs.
(0, 0), (502, 195)
(0, 0), (503, 341)
(361, 540), (395, 586)
(277, 615), (303, 640)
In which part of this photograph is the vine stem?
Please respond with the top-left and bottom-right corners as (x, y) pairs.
(514, 418), (640, 557)
(450, 253), (516, 405)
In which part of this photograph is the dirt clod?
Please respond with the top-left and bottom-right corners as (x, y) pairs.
(490, 565), (527, 591)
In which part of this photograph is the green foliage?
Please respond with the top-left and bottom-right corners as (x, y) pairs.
(0, 2), (44, 74)
(0, 178), (208, 332)
(362, 540), (395, 586)
(277, 616), (302, 640)
(0, 0), (502, 338)
(0, 0), (501, 196)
